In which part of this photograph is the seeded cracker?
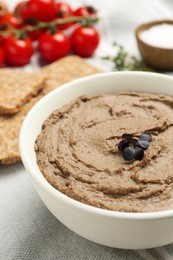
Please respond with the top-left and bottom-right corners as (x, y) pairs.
(0, 55), (102, 164)
(0, 94), (43, 164)
(0, 70), (46, 115)
(41, 55), (102, 93)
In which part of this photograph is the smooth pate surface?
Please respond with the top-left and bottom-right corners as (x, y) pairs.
(35, 92), (173, 212)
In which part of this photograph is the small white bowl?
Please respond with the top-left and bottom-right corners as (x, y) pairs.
(19, 72), (173, 249)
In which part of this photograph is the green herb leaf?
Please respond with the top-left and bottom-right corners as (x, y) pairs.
(102, 42), (155, 72)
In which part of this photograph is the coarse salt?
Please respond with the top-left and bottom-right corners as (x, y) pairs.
(139, 23), (173, 49)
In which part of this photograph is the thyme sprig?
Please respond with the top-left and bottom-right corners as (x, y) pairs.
(102, 42), (155, 72)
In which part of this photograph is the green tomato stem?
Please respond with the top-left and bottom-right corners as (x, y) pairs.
(0, 16), (99, 37)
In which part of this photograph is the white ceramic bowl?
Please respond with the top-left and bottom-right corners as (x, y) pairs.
(19, 71), (173, 250)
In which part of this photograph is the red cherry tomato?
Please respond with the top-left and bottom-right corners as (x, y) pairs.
(71, 26), (100, 57)
(73, 6), (97, 17)
(3, 36), (34, 66)
(28, 0), (55, 22)
(22, 24), (44, 41)
(14, 1), (31, 21)
(0, 47), (5, 66)
(38, 30), (71, 62)
(0, 34), (10, 46)
(0, 1), (9, 18)
(0, 13), (23, 29)
(55, 2), (73, 16)
(0, 24), (11, 45)
(27, 27), (45, 41)
(55, 2), (73, 30)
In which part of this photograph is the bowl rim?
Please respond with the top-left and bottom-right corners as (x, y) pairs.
(135, 19), (173, 51)
(20, 71), (173, 221)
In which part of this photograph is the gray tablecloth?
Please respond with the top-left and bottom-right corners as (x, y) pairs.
(1, 1), (173, 259)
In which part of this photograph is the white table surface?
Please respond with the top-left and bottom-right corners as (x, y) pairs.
(1, 1), (173, 259)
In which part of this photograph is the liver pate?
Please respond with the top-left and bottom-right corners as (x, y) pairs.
(35, 92), (173, 212)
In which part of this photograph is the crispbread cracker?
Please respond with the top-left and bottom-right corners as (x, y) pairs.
(42, 55), (102, 94)
(0, 94), (43, 164)
(0, 55), (102, 164)
(0, 70), (46, 115)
